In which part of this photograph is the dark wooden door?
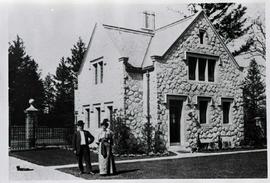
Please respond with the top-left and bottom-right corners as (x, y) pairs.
(169, 100), (182, 144)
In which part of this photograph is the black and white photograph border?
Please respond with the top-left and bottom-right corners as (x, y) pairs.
(0, 0), (269, 182)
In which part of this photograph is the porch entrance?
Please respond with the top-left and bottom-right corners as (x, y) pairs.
(169, 100), (183, 145)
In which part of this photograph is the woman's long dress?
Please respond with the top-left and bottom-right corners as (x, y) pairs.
(98, 129), (116, 175)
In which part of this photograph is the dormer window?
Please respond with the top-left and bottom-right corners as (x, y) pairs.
(199, 29), (205, 44)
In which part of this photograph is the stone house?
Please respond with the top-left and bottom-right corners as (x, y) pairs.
(75, 10), (244, 150)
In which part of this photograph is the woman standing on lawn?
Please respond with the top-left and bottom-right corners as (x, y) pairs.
(97, 119), (116, 176)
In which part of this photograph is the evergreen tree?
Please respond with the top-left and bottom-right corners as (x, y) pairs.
(66, 37), (87, 76)
(189, 3), (248, 44)
(53, 57), (74, 127)
(52, 38), (86, 127)
(242, 59), (266, 142)
(232, 16), (265, 59)
(43, 73), (56, 113)
(9, 35), (45, 125)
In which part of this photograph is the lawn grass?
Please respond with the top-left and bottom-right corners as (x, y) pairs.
(9, 148), (177, 166)
(58, 151), (267, 179)
(193, 146), (267, 154)
(9, 148), (93, 166)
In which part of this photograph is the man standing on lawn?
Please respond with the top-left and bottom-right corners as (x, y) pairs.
(73, 120), (95, 175)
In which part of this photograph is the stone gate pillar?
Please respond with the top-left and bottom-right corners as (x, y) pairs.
(25, 99), (38, 149)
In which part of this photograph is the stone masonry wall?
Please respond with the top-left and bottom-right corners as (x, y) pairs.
(124, 71), (144, 139)
(156, 15), (244, 148)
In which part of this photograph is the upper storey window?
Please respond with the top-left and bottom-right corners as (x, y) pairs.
(199, 29), (205, 44)
(188, 55), (217, 82)
(99, 61), (103, 83)
(94, 63), (98, 84)
(93, 61), (103, 85)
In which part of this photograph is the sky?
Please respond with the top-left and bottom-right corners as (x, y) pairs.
(8, 0), (265, 78)
(0, 1), (268, 181)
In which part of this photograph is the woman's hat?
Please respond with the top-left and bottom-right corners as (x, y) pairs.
(76, 120), (84, 126)
(100, 119), (109, 127)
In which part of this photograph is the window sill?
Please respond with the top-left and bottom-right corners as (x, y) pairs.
(200, 124), (211, 129)
(188, 80), (217, 85)
(222, 124), (231, 127)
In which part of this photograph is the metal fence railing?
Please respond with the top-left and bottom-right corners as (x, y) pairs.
(9, 126), (74, 151)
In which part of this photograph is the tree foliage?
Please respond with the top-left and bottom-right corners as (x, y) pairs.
(242, 59), (266, 143)
(9, 35), (45, 125)
(242, 59), (266, 120)
(66, 37), (87, 76)
(43, 73), (56, 113)
(141, 121), (154, 154)
(45, 38), (86, 127)
(111, 110), (132, 154)
(52, 57), (74, 126)
(189, 3), (248, 44)
(232, 16), (265, 60)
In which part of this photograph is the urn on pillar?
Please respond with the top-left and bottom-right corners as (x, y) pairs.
(24, 99), (38, 149)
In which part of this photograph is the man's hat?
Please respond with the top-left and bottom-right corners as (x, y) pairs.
(76, 120), (84, 126)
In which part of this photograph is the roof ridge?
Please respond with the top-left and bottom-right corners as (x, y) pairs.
(103, 24), (154, 36)
(155, 13), (196, 31)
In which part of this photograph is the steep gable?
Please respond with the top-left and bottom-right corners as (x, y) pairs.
(143, 11), (241, 70)
(144, 13), (197, 61)
(79, 11), (241, 74)
(78, 24), (153, 75)
(78, 23), (97, 75)
(104, 25), (152, 67)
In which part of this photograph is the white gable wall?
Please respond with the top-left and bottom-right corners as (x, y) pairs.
(75, 25), (125, 137)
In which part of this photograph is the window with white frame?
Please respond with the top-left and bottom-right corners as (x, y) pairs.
(198, 97), (211, 124)
(208, 59), (216, 82)
(188, 57), (196, 80)
(99, 61), (103, 83)
(199, 58), (207, 81)
(95, 107), (101, 128)
(93, 61), (103, 84)
(222, 98), (233, 124)
(94, 63), (98, 84)
(199, 29), (205, 44)
(188, 55), (217, 82)
(85, 108), (90, 128)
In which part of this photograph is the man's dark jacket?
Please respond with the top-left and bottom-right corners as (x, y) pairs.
(73, 130), (95, 154)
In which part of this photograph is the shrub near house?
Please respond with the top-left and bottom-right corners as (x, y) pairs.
(75, 10), (244, 152)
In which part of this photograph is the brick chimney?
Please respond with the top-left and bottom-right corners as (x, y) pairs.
(142, 11), (155, 31)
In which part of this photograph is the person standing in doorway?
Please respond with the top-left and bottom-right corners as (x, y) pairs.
(73, 120), (95, 175)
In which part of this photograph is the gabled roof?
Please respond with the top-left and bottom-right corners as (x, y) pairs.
(147, 14), (197, 56)
(142, 12), (198, 67)
(79, 10), (241, 75)
(143, 10), (241, 70)
(78, 23), (97, 75)
(78, 23), (152, 75)
(103, 25), (153, 67)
